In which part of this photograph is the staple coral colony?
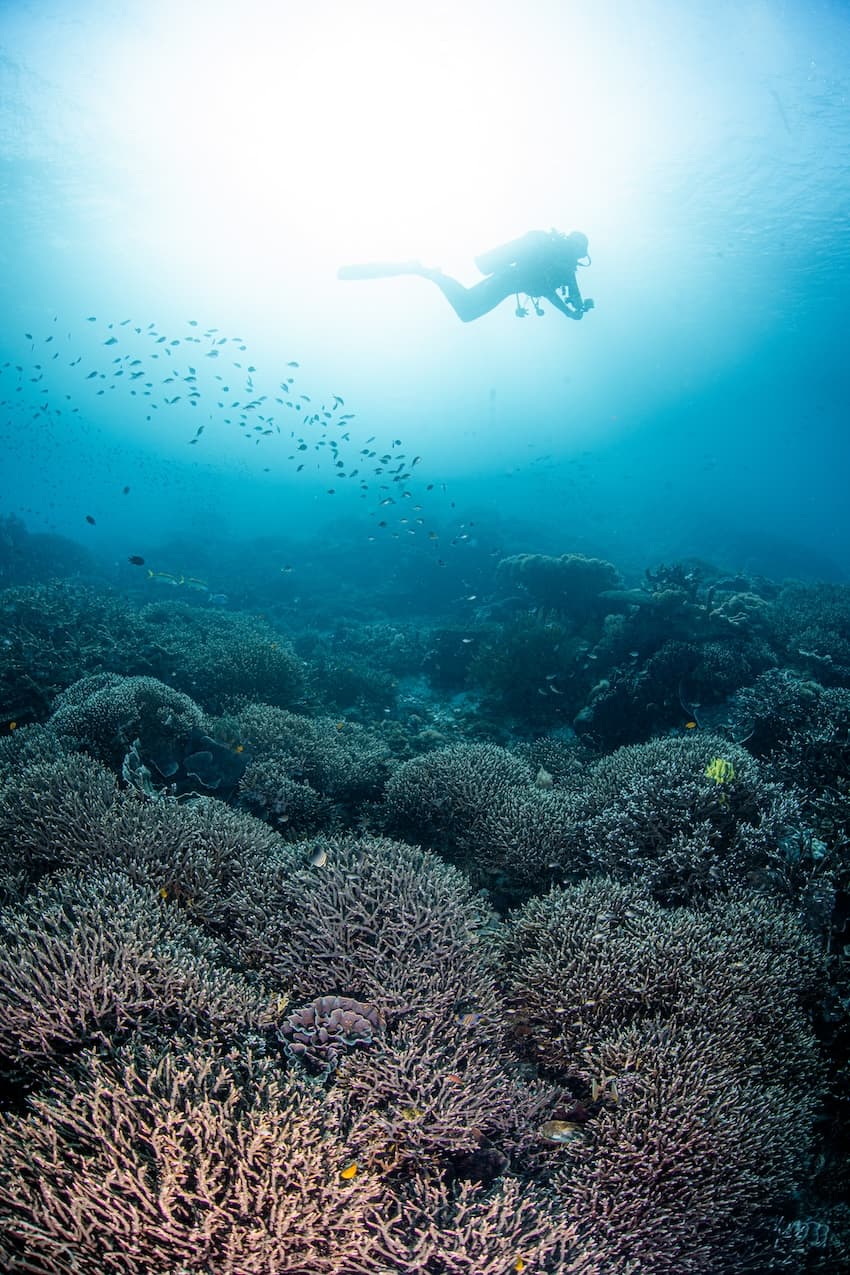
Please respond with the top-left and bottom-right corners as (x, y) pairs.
(1, 532), (850, 1272)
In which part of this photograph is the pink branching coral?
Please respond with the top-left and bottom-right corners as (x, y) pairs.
(365, 1172), (592, 1274)
(327, 1013), (556, 1174)
(552, 731), (803, 903)
(232, 833), (503, 1030)
(0, 737), (286, 933)
(233, 834), (559, 1179)
(0, 1040), (383, 1275)
(0, 870), (274, 1076)
(384, 742), (579, 887)
(496, 876), (826, 1272)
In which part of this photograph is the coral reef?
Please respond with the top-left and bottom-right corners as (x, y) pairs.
(0, 733), (284, 932)
(225, 700), (393, 804)
(138, 602), (308, 711)
(383, 742), (582, 893)
(498, 877), (826, 1272)
(0, 581), (144, 723)
(773, 580), (850, 684)
(556, 731), (802, 903)
(231, 833), (501, 1023)
(0, 1040), (383, 1275)
(467, 617), (591, 727)
(2, 537), (849, 1272)
(496, 552), (621, 620)
(0, 870), (273, 1079)
(51, 672), (205, 775)
(239, 755), (335, 836)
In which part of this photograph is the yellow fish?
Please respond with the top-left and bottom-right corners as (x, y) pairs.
(340, 1161), (358, 1180)
(705, 757), (735, 784)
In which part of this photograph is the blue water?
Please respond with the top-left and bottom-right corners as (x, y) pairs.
(2, 0), (848, 585)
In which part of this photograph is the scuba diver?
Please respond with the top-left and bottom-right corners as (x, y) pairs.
(338, 229), (594, 323)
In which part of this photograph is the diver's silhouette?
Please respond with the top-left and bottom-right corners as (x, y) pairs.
(338, 229), (594, 323)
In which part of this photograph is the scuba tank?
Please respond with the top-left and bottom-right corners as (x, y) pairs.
(474, 231), (551, 275)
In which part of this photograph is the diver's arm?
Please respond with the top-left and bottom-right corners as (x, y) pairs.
(546, 291), (585, 320)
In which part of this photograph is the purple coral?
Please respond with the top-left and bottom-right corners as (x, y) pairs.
(281, 993), (384, 1071)
(0, 1039), (383, 1274)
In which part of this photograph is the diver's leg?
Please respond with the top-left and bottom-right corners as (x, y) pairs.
(418, 270), (517, 322)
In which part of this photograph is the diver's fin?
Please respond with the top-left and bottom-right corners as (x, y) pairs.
(337, 260), (424, 280)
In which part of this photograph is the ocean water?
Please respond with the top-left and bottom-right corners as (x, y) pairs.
(1, 0), (849, 583)
(2, 2), (850, 1271)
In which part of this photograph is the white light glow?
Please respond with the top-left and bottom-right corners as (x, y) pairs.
(90, 0), (664, 277)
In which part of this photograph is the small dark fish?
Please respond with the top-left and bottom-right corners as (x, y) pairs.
(287, 360), (299, 368)
(122, 486), (130, 494)
(128, 555), (145, 566)
(104, 337), (118, 345)
(85, 514), (96, 525)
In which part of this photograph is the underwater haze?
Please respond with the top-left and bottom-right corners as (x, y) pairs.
(4, 4), (850, 1273)
(1, 0), (849, 580)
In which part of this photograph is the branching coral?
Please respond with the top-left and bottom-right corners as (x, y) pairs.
(551, 1019), (818, 1273)
(239, 755), (335, 837)
(138, 602), (308, 711)
(773, 580), (850, 684)
(385, 743), (534, 837)
(0, 739), (285, 933)
(0, 1040), (383, 1275)
(383, 733), (798, 902)
(558, 731), (802, 903)
(224, 700), (393, 803)
(384, 741), (587, 894)
(51, 672), (205, 775)
(498, 877), (823, 1081)
(231, 833), (502, 1028)
(497, 877), (826, 1272)
(230, 832), (563, 1181)
(0, 870), (275, 1077)
(0, 580), (144, 722)
(327, 1012), (555, 1175)
(366, 1171), (589, 1274)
